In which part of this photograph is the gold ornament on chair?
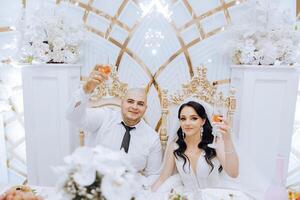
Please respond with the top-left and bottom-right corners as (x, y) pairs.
(159, 66), (236, 149)
(89, 65), (128, 107)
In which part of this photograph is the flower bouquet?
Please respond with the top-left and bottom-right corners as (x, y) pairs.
(227, 0), (300, 66)
(55, 146), (140, 200)
(18, 7), (84, 64)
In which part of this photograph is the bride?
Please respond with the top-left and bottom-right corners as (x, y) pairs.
(151, 100), (239, 194)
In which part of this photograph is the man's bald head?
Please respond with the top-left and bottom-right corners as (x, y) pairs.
(124, 88), (147, 103)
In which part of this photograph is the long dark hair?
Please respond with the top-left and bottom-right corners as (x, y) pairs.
(173, 101), (222, 173)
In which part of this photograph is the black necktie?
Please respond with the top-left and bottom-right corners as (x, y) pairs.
(120, 122), (135, 153)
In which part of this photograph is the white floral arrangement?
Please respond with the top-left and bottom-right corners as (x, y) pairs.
(227, 0), (300, 66)
(55, 146), (140, 200)
(18, 8), (85, 64)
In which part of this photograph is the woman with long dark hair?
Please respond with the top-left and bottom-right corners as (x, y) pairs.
(151, 101), (239, 192)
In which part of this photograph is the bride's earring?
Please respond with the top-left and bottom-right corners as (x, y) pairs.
(200, 126), (203, 137)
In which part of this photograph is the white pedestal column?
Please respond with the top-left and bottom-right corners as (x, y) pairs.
(22, 64), (81, 186)
(230, 65), (299, 195)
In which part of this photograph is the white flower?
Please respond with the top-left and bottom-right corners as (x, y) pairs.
(73, 165), (96, 186)
(52, 37), (65, 51)
(64, 49), (77, 64)
(226, 0), (300, 66)
(101, 174), (134, 200)
(243, 30), (255, 39)
(49, 50), (64, 63)
(56, 145), (139, 199)
(64, 146), (94, 165)
(17, 7), (85, 64)
(244, 38), (255, 47)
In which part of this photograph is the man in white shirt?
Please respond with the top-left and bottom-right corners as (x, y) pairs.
(66, 65), (162, 178)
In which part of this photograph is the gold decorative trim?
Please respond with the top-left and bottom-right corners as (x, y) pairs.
(205, 26), (226, 39)
(178, 0), (243, 32)
(169, 67), (216, 105)
(89, 65), (128, 101)
(159, 89), (169, 149)
(225, 88), (236, 126)
(85, 24), (105, 37)
(213, 79), (231, 86)
(181, 0), (205, 39)
(79, 130), (84, 146)
(104, 0), (129, 39)
(297, 0), (300, 18)
(83, 0), (94, 23)
(220, 0), (232, 24)
(153, 48), (183, 80)
(159, 66), (236, 148)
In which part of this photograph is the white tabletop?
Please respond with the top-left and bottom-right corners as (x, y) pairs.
(1, 184), (252, 200)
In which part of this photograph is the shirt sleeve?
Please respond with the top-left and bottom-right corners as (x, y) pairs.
(144, 134), (163, 176)
(65, 86), (107, 133)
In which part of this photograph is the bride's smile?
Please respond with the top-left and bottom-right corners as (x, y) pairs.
(179, 106), (205, 137)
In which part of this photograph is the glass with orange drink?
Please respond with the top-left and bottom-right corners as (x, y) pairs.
(208, 99), (224, 149)
(98, 64), (111, 76)
(97, 54), (112, 84)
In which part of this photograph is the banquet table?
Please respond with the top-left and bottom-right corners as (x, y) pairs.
(1, 183), (253, 200)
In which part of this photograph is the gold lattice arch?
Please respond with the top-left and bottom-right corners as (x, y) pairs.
(57, 0), (240, 81)
(56, 0), (241, 131)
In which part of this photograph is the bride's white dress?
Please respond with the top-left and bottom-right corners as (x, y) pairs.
(174, 150), (220, 193)
(137, 143), (221, 200)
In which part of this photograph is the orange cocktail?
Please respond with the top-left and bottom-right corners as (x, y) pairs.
(98, 65), (111, 76)
(212, 114), (223, 123)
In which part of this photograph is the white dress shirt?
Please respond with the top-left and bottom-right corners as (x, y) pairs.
(66, 87), (162, 176)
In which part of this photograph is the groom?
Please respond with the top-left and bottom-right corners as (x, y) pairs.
(66, 64), (162, 178)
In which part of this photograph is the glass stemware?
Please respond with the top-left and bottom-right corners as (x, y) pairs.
(208, 97), (225, 149)
(98, 54), (111, 76)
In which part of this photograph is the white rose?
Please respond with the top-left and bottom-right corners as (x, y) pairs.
(64, 49), (77, 64)
(101, 175), (134, 200)
(52, 37), (65, 50)
(259, 41), (277, 65)
(49, 50), (64, 63)
(73, 165), (96, 186)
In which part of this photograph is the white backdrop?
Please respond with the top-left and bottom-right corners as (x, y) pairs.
(0, 0), (299, 191)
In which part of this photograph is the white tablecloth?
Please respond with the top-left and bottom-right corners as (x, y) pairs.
(1, 184), (252, 200)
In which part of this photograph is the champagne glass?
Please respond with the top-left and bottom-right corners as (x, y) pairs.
(98, 54), (111, 77)
(97, 54), (112, 91)
(208, 98), (224, 149)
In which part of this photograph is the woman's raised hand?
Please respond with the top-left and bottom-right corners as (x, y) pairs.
(213, 117), (231, 140)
